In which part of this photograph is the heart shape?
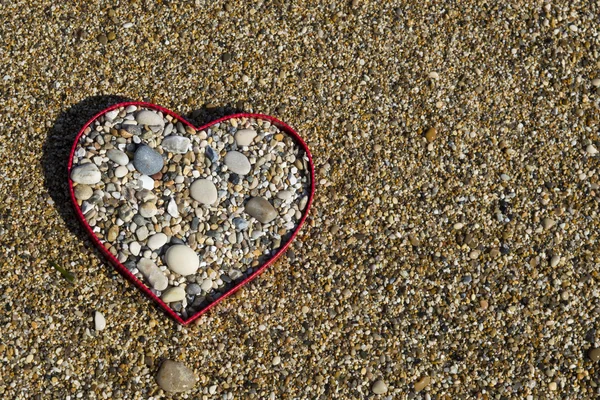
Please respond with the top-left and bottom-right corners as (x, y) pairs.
(68, 102), (314, 325)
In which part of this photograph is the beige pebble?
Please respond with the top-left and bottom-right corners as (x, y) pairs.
(414, 376), (431, 392)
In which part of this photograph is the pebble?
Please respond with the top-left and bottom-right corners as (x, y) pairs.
(162, 135), (191, 154)
(185, 283), (202, 295)
(588, 348), (600, 362)
(232, 217), (249, 230)
(224, 151), (252, 175)
(74, 184), (93, 201)
(155, 360), (196, 393)
(165, 245), (199, 275)
(371, 379), (388, 394)
(205, 145), (219, 162)
(167, 197), (179, 218)
(94, 311), (106, 331)
(133, 145), (164, 175)
(161, 286), (186, 302)
(136, 110), (164, 127)
(104, 109), (119, 122)
(453, 222), (464, 230)
(139, 202), (158, 218)
(106, 149), (129, 166)
(201, 279), (213, 292)
(414, 376), (431, 392)
(137, 258), (168, 290)
(245, 197), (278, 224)
(276, 190), (293, 201)
(190, 179), (218, 205)
(114, 165), (128, 178)
(97, 34), (108, 45)
(592, 78), (600, 88)
(550, 255), (560, 267)
(425, 127), (437, 143)
(138, 175), (155, 190)
(541, 218), (556, 230)
(586, 144), (598, 155)
(147, 233), (168, 250)
(107, 225), (119, 241)
(234, 129), (257, 146)
(272, 356), (281, 366)
(549, 382), (557, 391)
(136, 226), (149, 241)
(71, 163), (101, 185)
(129, 241), (141, 256)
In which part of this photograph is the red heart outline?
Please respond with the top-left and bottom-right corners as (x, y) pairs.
(68, 102), (315, 325)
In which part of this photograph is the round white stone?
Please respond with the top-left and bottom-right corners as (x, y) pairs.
(224, 151), (252, 175)
(147, 233), (168, 250)
(190, 179), (217, 205)
(165, 245), (199, 275)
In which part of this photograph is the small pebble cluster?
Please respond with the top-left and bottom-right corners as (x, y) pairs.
(70, 106), (310, 318)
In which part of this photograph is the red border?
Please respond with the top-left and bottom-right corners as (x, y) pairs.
(68, 102), (315, 325)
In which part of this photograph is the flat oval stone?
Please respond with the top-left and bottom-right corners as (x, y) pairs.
(155, 360), (197, 393)
(190, 179), (217, 205)
(106, 149), (129, 166)
(137, 258), (168, 291)
(234, 129), (257, 146)
(74, 184), (93, 201)
(245, 197), (278, 224)
(136, 110), (164, 127)
(224, 151), (251, 175)
(161, 136), (190, 154)
(161, 286), (186, 303)
(147, 233), (168, 250)
(134, 145), (164, 175)
(165, 245), (199, 275)
(71, 163), (101, 185)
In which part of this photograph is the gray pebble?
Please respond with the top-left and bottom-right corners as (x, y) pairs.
(133, 145), (164, 175)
